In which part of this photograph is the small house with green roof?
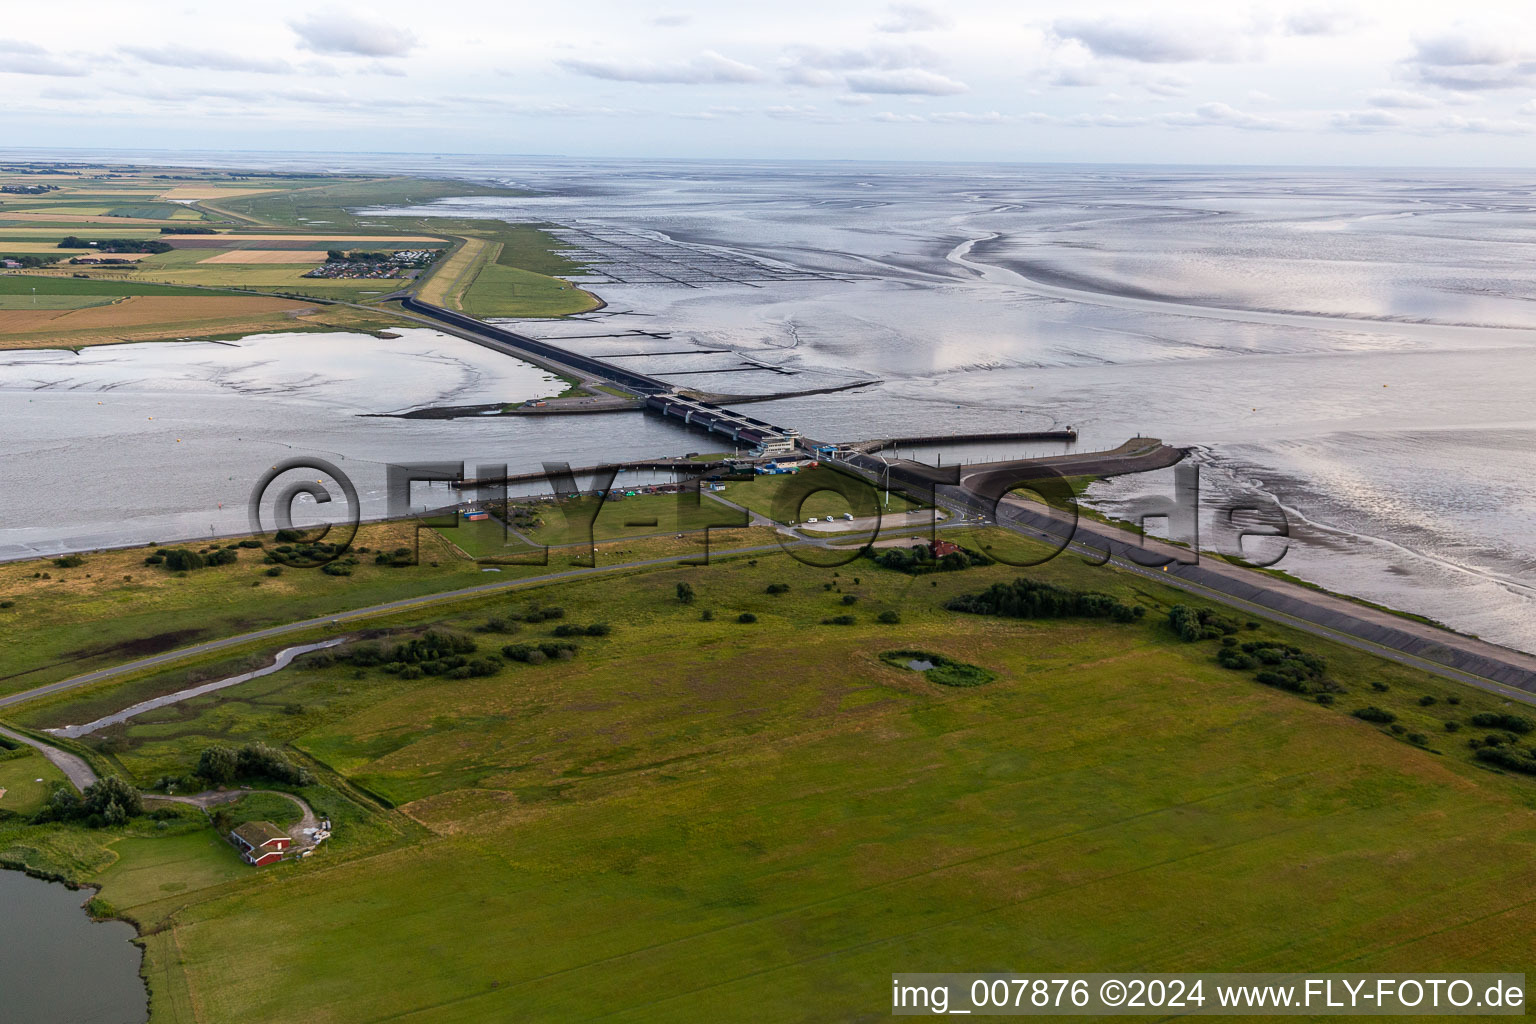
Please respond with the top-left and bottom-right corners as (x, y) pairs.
(231, 820), (291, 866)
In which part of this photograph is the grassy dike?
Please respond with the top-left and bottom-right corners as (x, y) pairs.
(3, 525), (1536, 1021)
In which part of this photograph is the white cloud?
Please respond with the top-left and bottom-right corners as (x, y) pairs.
(1050, 67), (1101, 87)
(289, 10), (418, 58)
(0, 40), (85, 77)
(651, 13), (690, 28)
(1330, 109), (1405, 132)
(1053, 17), (1256, 63)
(845, 68), (968, 95)
(1161, 102), (1291, 130)
(1520, 99), (1536, 116)
(877, 4), (952, 34)
(1282, 6), (1364, 37)
(560, 50), (765, 84)
(1430, 114), (1536, 135)
(120, 46), (291, 74)
(1368, 89), (1436, 109)
(1144, 73), (1191, 97)
(1404, 30), (1536, 90)
(1061, 112), (1148, 127)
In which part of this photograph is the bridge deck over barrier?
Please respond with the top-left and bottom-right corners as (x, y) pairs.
(645, 392), (800, 448)
(401, 297), (673, 396)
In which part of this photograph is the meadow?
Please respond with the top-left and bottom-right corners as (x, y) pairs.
(4, 530), (1536, 1021)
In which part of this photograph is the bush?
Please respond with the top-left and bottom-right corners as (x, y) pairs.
(1418, 695), (1437, 707)
(207, 547), (238, 566)
(872, 542), (993, 575)
(1370, 681), (1389, 692)
(238, 539), (264, 548)
(877, 610), (901, 624)
(1216, 647), (1256, 671)
(1167, 604), (1239, 641)
(1352, 706), (1397, 724)
(1469, 712), (1534, 734)
(265, 566), (283, 577)
(1447, 695), (1461, 705)
(82, 776), (143, 823)
(826, 615), (856, 625)
(321, 562), (352, 576)
(53, 555), (85, 568)
(1315, 693), (1335, 706)
(585, 623), (611, 637)
(1474, 745), (1536, 775)
(841, 594), (858, 605)
(1444, 720), (1461, 732)
(1407, 732), (1428, 745)
(765, 583), (789, 595)
(676, 582), (696, 605)
(160, 548), (205, 572)
(196, 745), (239, 785)
(700, 609), (715, 621)
(737, 612), (757, 624)
(235, 742), (314, 786)
(948, 578), (1140, 623)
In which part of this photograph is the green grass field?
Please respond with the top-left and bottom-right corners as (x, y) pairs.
(6, 534), (1536, 1021)
(715, 465), (927, 521)
(0, 748), (67, 818)
(459, 261), (599, 317)
(0, 294), (116, 309)
(0, 275), (240, 297)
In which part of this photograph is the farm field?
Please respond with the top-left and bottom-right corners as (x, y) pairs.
(5, 533), (1536, 1021)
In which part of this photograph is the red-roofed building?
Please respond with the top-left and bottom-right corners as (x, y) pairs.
(231, 821), (291, 866)
(930, 539), (963, 559)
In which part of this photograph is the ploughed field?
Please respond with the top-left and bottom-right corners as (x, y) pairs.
(4, 528), (1535, 1022)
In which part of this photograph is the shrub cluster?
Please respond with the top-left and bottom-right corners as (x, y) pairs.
(552, 622), (611, 638)
(1216, 641), (1332, 694)
(1473, 745), (1536, 775)
(1352, 706), (1397, 724)
(196, 742), (314, 787)
(375, 547), (416, 567)
(947, 578), (1142, 623)
(145, 546), (239, 571)
(59, 235), (172, 254)
(502, 641), (578, 664)
(33, 776), (144, 828)
(345, 631), (499, 679)
(871, 543), (992, 575)
(1468, 712), (1534, 734)
(1168, 604), (1239, 641)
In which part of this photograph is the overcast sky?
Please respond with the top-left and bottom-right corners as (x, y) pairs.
(5, 0), (1536, 164)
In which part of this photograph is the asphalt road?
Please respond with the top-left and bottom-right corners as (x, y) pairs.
(0, 724), (97, 790)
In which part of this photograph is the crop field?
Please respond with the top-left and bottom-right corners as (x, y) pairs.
(6, 533), (1536, 1021)
(198, 249), (330, 264)
(0, 295), (321, 347)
